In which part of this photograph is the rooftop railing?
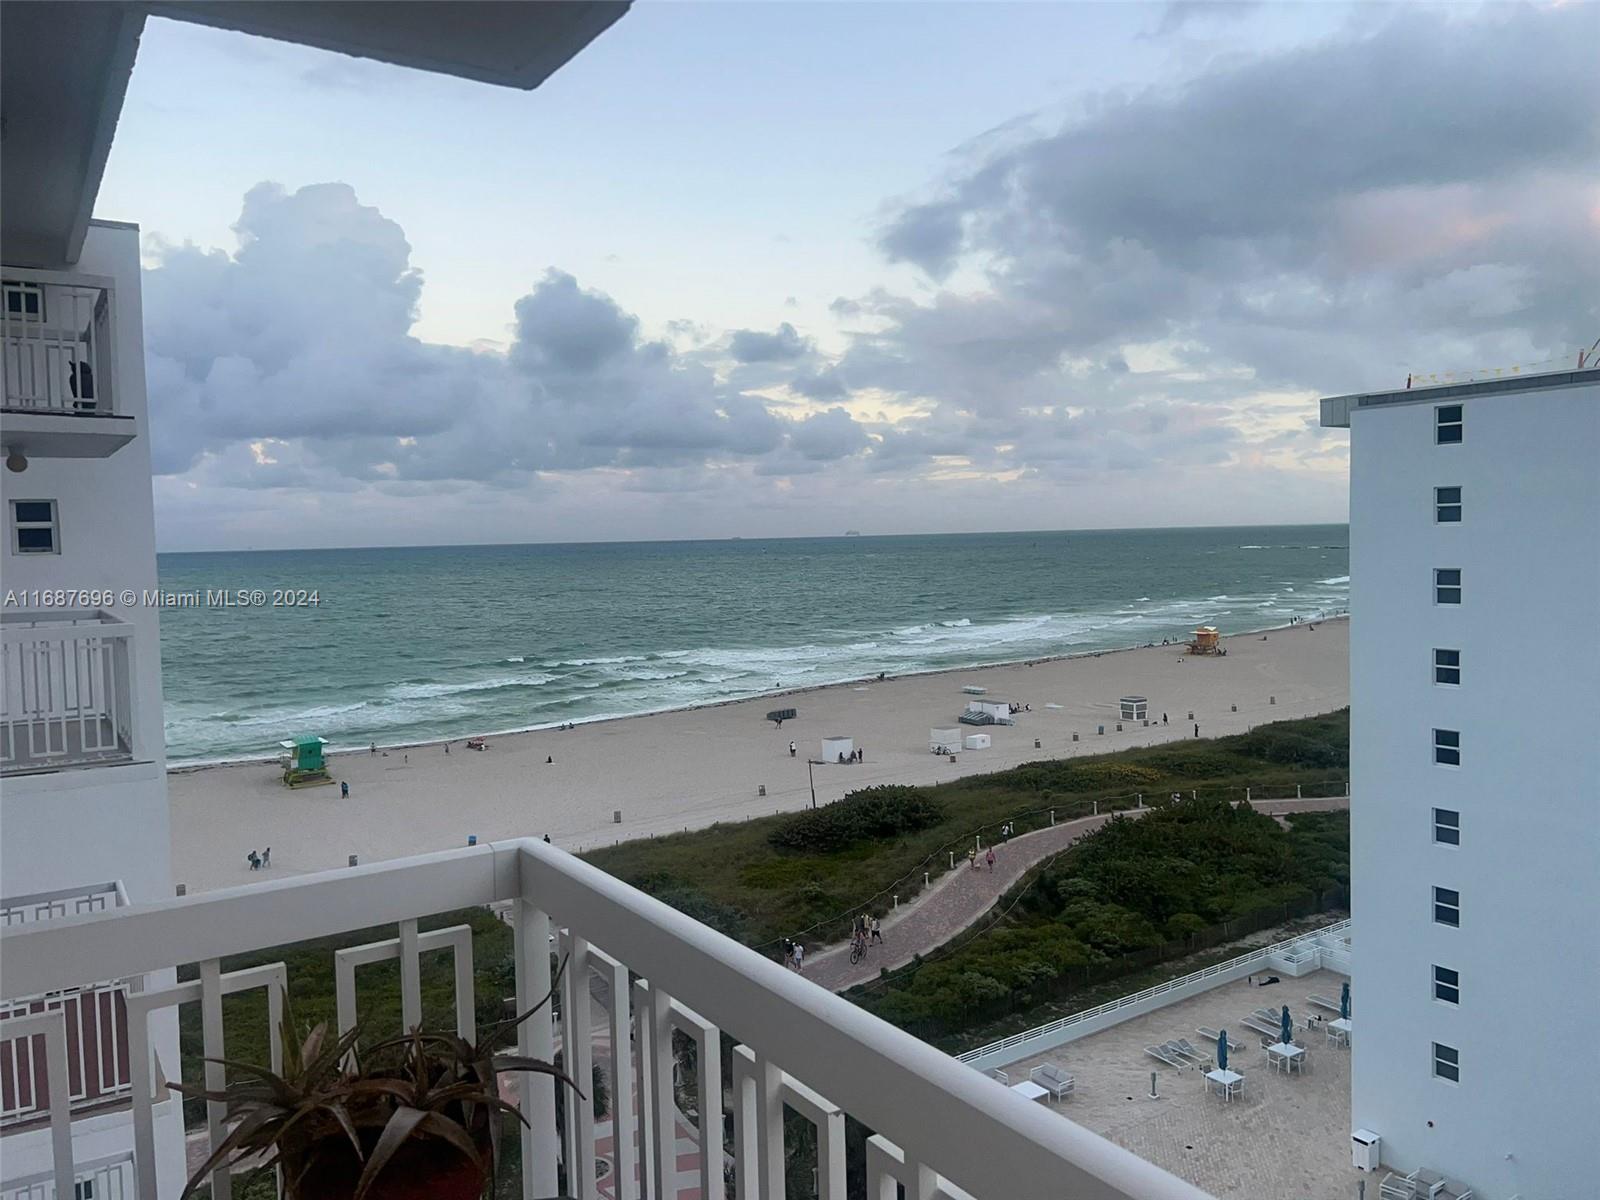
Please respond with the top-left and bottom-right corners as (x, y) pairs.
(0, 840), (1211, 1200)
(1, 611), (137, 776)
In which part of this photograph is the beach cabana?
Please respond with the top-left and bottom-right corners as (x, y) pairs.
(1119, 696), (1148, 722)
(963, 733), (991, 751)
(279, 735), (331, 788)
(821, 735), (855, 763)
(930, 727), (962, 754)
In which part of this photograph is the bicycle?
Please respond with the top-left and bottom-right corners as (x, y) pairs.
(849, 932), (868, 965)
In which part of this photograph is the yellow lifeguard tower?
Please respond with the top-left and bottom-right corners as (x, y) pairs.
(1189, 626), (1221, 655)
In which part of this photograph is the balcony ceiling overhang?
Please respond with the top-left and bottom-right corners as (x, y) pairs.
(1, 1), (629, 267)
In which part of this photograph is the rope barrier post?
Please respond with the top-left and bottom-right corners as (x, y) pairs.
(948, 851), (954, 869)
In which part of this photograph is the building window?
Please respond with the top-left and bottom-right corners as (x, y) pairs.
(1433, 808), (1460, 845)
(1433, 1041), (1460, 1082)
(1435, 405), (1463, 444)
(1435, 486), (1462, 523)
(1433, 886), (1460, 927)
(1433, 728), (1460, 766)
(1433, 965), (1460, 1005)
(2, 280), (44, 322)
(1434, 568), (1461, 605)
(10, 499), (59, 554)
(1433, 648), (1461, 686)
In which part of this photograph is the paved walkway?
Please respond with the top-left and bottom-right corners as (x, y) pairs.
(802, 796), (1348, 992)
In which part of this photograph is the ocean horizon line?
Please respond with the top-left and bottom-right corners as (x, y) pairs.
(155, 521), (1350, 559)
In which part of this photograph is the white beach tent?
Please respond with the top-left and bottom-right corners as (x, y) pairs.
(930, 727), (962, 753)
(964, 733), (992, 750)
(821, 735), (855, 762)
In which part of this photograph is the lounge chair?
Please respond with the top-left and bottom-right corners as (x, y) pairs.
(1029, 1063), (1074, 1101)
(1252, 1006), (1281, 1024)
(1196, 1026), (1242, 1054)
(987, 1068), (1009, 1085)
(1144, 1044), (1186, 1070)
(1240, 1015), (1280, 1037)
(1172, 1038), (1214, 1070)
(1379, 1171), (1418, 1200)
(1442, 1181), (1472, 1200)
(1412, 1169), (1446, 1199)
(1306, 993), (1342, 1013)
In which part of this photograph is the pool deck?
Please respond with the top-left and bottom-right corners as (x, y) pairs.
(991, 968), (1364, 1200)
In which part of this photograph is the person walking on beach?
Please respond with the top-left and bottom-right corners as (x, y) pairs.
(1162, 713), (1168, 725)
(985, 847), (997, 871)
(370, 741), (376, 755)
(340, 781), (349, 799)
(789, 741), (797, 758)
(246, 850), (260, 871)
(261, 846), (271, 868)
(1194, 723), (1200, 738)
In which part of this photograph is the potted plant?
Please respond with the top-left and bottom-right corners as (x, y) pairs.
(173, 1000), (576, 1200)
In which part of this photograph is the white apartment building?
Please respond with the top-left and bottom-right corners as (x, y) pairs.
(1322, 367), (1600, 1198)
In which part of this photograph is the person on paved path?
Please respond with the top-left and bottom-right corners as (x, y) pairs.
(968, 847), (978, 870)
(985, 847), (997, 871)
(792, 942), (804, 972)
(870, 916), (882, 944)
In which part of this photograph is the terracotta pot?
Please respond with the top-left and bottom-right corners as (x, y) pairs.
(291, 1135), (486, 1200)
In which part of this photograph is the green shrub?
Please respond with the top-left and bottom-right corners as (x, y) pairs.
(768, 785), (945, 853)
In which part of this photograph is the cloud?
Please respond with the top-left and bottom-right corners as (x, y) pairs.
(855, 3), (1598, 461)
(728, 322), (811, 363)
(143, 184), (879, 504)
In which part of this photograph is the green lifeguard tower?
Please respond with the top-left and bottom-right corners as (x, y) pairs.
(279, 735), (332, 788)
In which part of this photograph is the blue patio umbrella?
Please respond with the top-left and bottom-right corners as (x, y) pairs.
(1340, 980), (1351, 1021)
(1217, 1028), (1229, 1072)
(1281, 1004), (1293, 1045)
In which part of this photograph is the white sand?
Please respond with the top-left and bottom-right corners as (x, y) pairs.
(170, 620), (1348, 892)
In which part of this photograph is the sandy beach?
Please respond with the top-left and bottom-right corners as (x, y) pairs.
(170, 620), (1348, 892)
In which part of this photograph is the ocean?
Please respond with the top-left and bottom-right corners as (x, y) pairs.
(156, 526), (1348, 765)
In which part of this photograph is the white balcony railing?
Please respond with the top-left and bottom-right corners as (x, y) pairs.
(1, 1151), (134, 1200)
(0, 840), (1210, 1200)
(1, 269), (115, 417)
(1, 611), (136, 776)
(0, 883), (135, 1129)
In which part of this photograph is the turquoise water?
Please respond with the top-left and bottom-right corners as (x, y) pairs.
(156, 526), (1348, 764)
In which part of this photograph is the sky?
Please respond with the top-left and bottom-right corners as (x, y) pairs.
(96, 1), (1600, 551)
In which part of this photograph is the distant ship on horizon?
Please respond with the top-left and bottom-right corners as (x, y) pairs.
(844, 529), (862, 536)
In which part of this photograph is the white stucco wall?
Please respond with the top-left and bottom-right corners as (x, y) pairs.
(1347, 379), (1600, 1197)
(2, 221), (172, 906)
(2, 223), (185, 1194)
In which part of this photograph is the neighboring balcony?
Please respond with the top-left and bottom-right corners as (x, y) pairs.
(1, 611), (137, 776)
(0, 841), (1209, 1200)
(0, 882), (134, 1132)
(1, 268), (134, 461)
